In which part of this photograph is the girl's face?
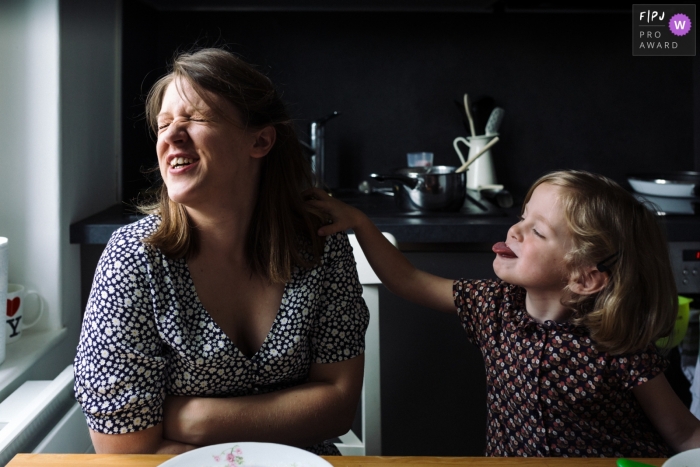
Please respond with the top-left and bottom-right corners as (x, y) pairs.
(493, 183), (573, 295)
(155, 78), (259, 208)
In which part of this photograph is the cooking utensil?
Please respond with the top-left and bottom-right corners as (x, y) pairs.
(485, 107), (504, 135)
(370, 166), (465, 212)
(463, 93), (476, 137)
(628, 171), (700, 198)
(455, 136), (499, 173)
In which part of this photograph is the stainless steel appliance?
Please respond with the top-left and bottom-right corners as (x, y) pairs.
(669, 242), (700, 294)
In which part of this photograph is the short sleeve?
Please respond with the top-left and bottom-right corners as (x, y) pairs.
(310, 232), (369, 363)
(614, 343), (670, 390)
(453, 278), (506, 347)
(73, 226), (167, 434)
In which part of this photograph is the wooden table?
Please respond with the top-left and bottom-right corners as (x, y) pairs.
(5, 454), (666, 467)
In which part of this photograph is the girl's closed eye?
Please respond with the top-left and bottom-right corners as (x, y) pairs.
(518, 215), (545, 239)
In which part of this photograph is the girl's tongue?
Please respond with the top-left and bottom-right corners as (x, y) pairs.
(492, 242), (517, 258)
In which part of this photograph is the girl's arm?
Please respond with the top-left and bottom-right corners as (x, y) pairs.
(161, 355), (364, 447)
(634, 372), (700, 452)
(305, 188), (456, 313)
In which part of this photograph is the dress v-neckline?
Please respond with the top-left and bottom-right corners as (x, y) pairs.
(182, 258), (289, 360)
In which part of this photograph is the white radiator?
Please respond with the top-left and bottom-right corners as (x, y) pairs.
(0, 365), (92, 464)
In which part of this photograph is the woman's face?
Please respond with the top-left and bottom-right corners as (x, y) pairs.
(493, 183), (573, 295)
(155, 78), (260, 208)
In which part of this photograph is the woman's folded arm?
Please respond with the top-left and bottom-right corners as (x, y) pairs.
(89, 423), (198, 454)
(162, 354), (365, 448)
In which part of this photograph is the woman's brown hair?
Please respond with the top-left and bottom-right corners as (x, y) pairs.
(140, 48), (324, 283)
(523, 170), (677, 355)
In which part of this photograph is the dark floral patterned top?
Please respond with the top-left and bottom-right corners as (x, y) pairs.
(74, 216), (369, 455)
(453, 279), (670, 457)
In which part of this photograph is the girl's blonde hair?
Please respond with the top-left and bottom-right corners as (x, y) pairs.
(139, 48), (324, 283)
(524, 170), (677, 355)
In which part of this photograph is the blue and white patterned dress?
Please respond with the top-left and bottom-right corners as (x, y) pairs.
(74, 215), (369, 454)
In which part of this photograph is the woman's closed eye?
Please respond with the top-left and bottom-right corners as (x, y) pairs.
(157, 115), (206, 130)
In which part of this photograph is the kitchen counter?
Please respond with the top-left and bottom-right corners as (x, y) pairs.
(6, 454), (667, 467)
(69, 191), (517, 246)
(70, 190), (700, 246)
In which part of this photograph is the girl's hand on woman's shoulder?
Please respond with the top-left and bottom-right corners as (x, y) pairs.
(303, 188), (368, 237)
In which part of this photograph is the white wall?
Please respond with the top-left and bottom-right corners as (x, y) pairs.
(0, 0), (120, 372)
(0, 0), (62, 331)
(59, 0), (121, 349)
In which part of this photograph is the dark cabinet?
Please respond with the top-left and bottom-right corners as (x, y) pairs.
(379, 250), (495, 455)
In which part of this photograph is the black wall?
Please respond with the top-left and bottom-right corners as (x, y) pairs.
(121, 2), (695, 206)
(118, 2), (697, 455)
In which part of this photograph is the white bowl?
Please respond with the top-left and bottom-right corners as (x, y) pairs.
(663, 447), (700, 466)
(158, 442), (334, 467)
(629, 178), (696, 198)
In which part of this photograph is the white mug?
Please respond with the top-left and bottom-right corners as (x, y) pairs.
(6, 283), (45, 344)
(453, 134), (498, 190)
(0, 238), (7, 363)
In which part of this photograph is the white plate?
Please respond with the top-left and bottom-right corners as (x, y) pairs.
(158, 442), (334, 467)
(663, 447), (700, 467)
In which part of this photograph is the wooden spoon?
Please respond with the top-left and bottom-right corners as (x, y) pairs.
(455, 136), (499, 174)
(463, 93), (476, 137)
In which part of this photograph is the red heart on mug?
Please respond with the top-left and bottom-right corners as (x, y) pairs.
(6, 297), (20, 317)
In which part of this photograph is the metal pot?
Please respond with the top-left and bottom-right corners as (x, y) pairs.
(370, 166), (466, 212)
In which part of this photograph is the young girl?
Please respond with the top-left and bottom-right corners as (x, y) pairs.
(306, 170), (700, 457)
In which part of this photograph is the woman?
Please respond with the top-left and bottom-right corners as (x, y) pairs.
(74, 48), (369, 455)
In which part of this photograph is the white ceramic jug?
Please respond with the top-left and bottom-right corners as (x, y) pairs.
(453, 134), (498, 190)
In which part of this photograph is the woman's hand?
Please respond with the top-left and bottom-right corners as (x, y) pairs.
(162, 395), (201, 443)
(89, 425), (198, 454)
(303, 188), (369, 236)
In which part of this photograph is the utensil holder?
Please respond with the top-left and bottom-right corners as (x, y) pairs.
(453, 134), (498, 190)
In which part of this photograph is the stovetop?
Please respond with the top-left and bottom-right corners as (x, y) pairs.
(332, 189), (508, 218)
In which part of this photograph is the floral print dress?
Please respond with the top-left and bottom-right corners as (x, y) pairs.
(454, 278), (671, 457)
(74, 216), (369, 455)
